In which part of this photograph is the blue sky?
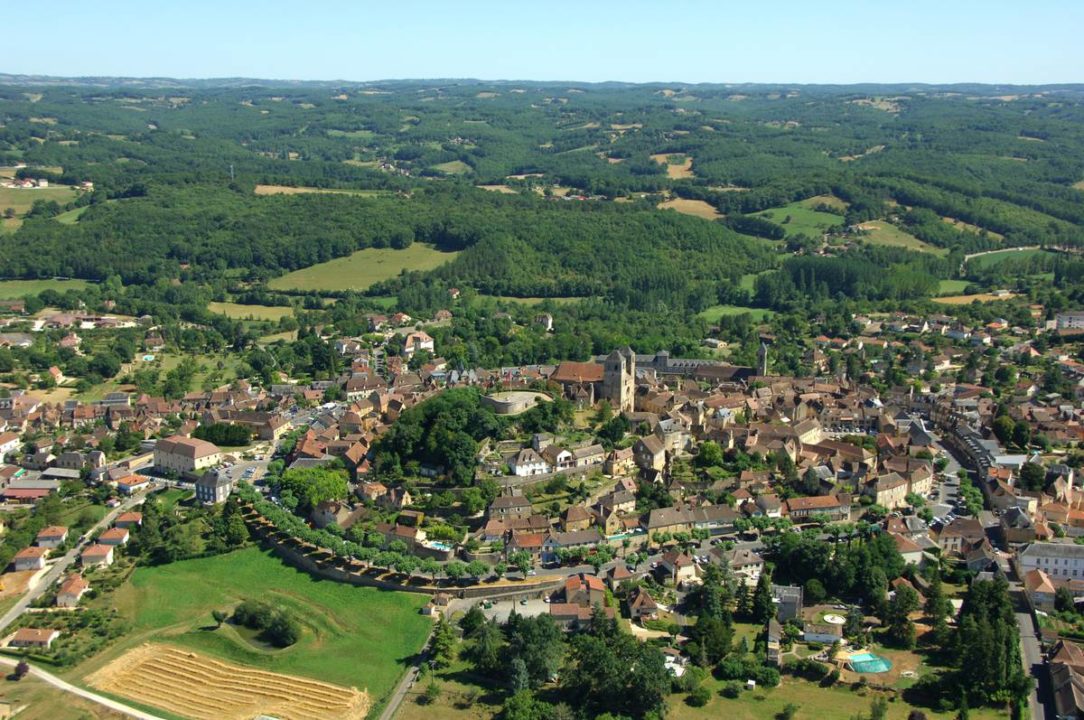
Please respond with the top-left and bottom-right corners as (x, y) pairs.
(4, 0), (1082, 84)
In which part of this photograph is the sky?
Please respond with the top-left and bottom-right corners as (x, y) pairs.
(4, 0), (1082, 85)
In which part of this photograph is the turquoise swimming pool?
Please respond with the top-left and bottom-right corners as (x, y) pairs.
(848, 652), (892, 673)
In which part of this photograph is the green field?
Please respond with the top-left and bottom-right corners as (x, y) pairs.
(753, 201), (844, 238)
(0, 278), (90, 298)
(966, 248), (1051, 269)
(53, 206), (89, 224)
(269, 243), (461, 292)
(699, 304), (775, 322)
(479, 295), (586, 306)
(937, 279), (971, 295)
(77, 547), (431, 704)
(432, 160), (472, 174)
(857, 220), (948, 256)
(0, 185), (80, 232)
(208, 301), (295, 321)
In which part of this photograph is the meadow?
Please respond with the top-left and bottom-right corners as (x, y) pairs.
(657, 198), (722, 220)
(253, 185), (386, 197)
(269, 243), (461, 292)
(698, 304), (775, 322)
(753, 202), (843, 238)
(965, 248), (1051, 269)
(0, 277), (90, 298)
(75, 547), (431, 705)
(0, 184), (80, 232)
(855, 220), (948, 255)
(936, 279), (971, 295)
(208, 301), (295, 321)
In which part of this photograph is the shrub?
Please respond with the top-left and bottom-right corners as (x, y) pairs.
(720, 681), (742, 698)
(687, 685), (711, 707)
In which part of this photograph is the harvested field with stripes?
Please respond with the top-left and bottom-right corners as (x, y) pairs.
(88, 643), (369, 720)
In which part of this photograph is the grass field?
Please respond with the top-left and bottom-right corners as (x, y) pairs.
(966, 248), (1051, 269)
(208, 301), (294, 321)
(53, 206), (89, 224)
(699, 304), (775, 322)
(432, 160), (472, 175)
(657, 198), (721, 220)
(75, 547), (431, 706)
(801, 194), (848, 211)
(936, 279), (971, 295)
(253, 185), (385, 197)
(1073, 180), (1084, 190)
(856, 221), (948, 255)
(269, 244), (461, 292)
(0, 673), (127, 720)
(0, 185), (80, 232)
(0, 278), (90, 298)
(942, 216), (1004, 241)
(753, 201), (843, 238)
(478, 295), (585, 306)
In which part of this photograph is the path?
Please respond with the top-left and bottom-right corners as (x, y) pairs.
(0, 489), (149, 634)
(378, 627), (434, 720)
(0, 655), (164, 719)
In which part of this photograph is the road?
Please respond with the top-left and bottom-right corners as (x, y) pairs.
(0, 490), (148, 635)
(0, 655), (164, 719)
(377, 628), (434, 720)
(1015, 608), (1052, 720)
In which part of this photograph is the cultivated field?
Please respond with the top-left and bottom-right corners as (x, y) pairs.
(269, 243), (460, 292)
(88, 644), (369, 720)
(855, 220), (947, 255)
(208, 301), (294, 321)
(477, 184), (520, 194)
(754, 201), (843, 238)
(253, 185), (384, 197)
(0, 278), (90, 298)
(657, 198), (721, 220)
(0, 184), (80, 231)
(76, 547), (430, 703)
(933, 291), (1020, 305)
(650, 153), (695, 179)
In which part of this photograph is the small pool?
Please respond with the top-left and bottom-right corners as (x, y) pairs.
(849, 652), (892, 673)
(426, 541), (452, 551)
(142, 354), (155, 362)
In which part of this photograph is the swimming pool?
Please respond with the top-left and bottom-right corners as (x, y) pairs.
(848, 652), (892, 673)
(426, 541), (453, 551)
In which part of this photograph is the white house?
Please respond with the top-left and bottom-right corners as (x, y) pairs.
(509, 448), (549, 477)
(1018, 543), (1084, 581)
(154, 435), (221, 476)
(0, 431), (20, 464)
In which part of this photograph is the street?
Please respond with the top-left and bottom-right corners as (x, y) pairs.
(1015, 607), (1052, 720)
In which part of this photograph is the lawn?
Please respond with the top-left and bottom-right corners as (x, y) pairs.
(0, 278), (90, 299)
(936, 279), (971, 296)
(74, 547), (431, 706)
(208, 301), (294, 321)
(753, 202), (843, 238)
(966, 248), (1052, 269)
(699, 305), (775, 322)
(269, 244), (460, 292)
(855, 221), (948, 256)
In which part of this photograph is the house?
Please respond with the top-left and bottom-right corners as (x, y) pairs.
(628, 587), (659, 621)
(605, 564), (633, 591)
(658, 550), (698, 585)
(81, 544), (115, 567)
(98, 527), (130, 546)
(0, 431), (20, 464)
(402, 331), (434, 357)
(422, 592), (452, 617)
(541, 529), (604, 564)
(1000, 507), (1036, 544)
(116, 474), (151, 495)
(35, 526), (68, 549)
(509, 448), (549, 477)
(565, 573), (606, 606)
(633, 435), (666, 472)
(195, 470), (233, 504)
(804, 622), (843, 644)
(891, 533), (925, 566)
(563, 505), (593, 532)
(549, 602), (615, 631)
(488, 495), (533, 521)
(867, 472), (908, 509)
(718, 546), (765, 584)
(153, 435), (222, 476)
(938, 517), (987, 556)
(783, 494), (852, 522)
(771, 584), (803, 621)
(12, 546), (48, 571)
(604, 447), (636, 476)
(1023, 568), (1057, 612)
(56, 575), (90, 608)
(115, 512), (143, 528)
(8, 628), (60, 649)
(766, 618), (783, 665)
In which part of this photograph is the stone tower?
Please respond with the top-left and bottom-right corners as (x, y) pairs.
(602, 347), (636, 413)
(758, 341), (769, 376)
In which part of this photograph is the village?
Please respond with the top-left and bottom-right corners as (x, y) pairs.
(0, 292), (1077, 718)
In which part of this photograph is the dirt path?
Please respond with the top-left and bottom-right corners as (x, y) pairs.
(0, 656), (164, 720)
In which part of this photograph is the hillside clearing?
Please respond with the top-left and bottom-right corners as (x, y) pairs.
(208, 301), (294, 321)
(268, 243), (460, 292)
(657, 198), (721, 220)
(800, 194), (848, 211)
(937, 279), (971, 295)
(754, 201), (843, 238)
(432, 160), (472, 175)
(650, 153), (694, 179)
(0, 278), (90, 298)
(856, 220), (948, 255)
(1073, 180), (1084, 190)
(0, 185), (80, 232)
(966, 248), (1052, 269)
(253, 185), (385, 197)
(942, 216), (1004, 240)
(933, 291), (1020, 305)
(699, 304), (775, 322)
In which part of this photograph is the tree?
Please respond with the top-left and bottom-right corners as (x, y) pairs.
(1056, 585), (1075, 613)
(444, 561), (467, 582)
(420, 557), (441, 580)
(430, 617), (456, 669)
(466, 560), (489, 581)
(509, 550), (533, 575)
(13, 660), (29, 680)
(752, 572), (775, 625)
(276, 467), (348, 512)
(804, 578), (826, 605)
(885, 583), (919, 648)
(211, 609), (227, 628)
(1019, 461), (1046, 492)
(780, 703), (800, 720)
(696, 441), (724, 468)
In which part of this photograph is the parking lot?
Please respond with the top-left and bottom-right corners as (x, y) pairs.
(476, 598), (550, 623)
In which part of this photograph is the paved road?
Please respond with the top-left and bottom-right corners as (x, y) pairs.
(0, 655), (164, 719)
(1015, 608), (1052, 720)
(378, 628), (434, 720)
(0, 490), (148, 635)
